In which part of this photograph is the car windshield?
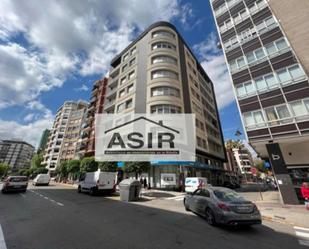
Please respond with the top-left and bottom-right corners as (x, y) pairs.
(9, 177), (27, 182)
(214, 189), (245, 202)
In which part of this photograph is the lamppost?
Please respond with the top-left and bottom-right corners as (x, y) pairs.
(235, 130), (248, 184)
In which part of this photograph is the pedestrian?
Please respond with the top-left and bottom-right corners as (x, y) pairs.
(143, 178), (147, 189)
(140, 177), (143, 187)
(301, 182), (309, 210)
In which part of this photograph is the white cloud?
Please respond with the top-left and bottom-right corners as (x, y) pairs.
(23, 113), (35, 122)
(194, 32), (235, 110)
(0, 0), (182, 108)
(74, 84), (89, 92)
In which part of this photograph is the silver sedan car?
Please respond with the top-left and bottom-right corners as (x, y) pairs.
(184, 187), (262, 226)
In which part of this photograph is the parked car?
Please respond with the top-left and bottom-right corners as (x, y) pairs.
(78, 171), (116, 195)
(33, 174), (50, 186)
(1, 176), (28, 193)
(183, 187), (261, 226)
(185, 177), (208, 193)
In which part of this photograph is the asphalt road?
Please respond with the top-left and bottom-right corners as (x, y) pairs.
(0, 183), (308, 249)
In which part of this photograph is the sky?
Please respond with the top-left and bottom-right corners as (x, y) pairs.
(0, 0), (245, 148)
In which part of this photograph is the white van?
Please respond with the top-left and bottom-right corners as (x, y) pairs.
(78, 170), (116, 195)
(185, 177), (208, 193)
(33, 174), (50, 186)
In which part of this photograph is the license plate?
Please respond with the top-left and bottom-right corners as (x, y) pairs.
(14, 185), (22, 188)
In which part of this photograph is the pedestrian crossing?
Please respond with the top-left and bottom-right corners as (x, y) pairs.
(294, 226), (309, 247)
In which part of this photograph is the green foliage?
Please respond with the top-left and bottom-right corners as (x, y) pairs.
(80, 157), (98, 173)
(254, 159), (268, 173)
(98, 161), (117, 172)
(67, 160), (81, 173)
(56, 161), (69, 177)
(123, 162), (150, 177)
(225, 139), (243, 149)
(34, 167), (48, 174)
(18, 168), (31, 176)
(0, 162), (10, 177)
(31, 153), (44, 168)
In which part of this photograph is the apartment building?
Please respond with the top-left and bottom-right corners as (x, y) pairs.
(104, 21), (226, 188)
(0, 139), (35, 172)
(43, 100), (88, 174)
(78, 78), (108, 158)
(37, 129), (50, 153)
(232, 147), (254, 179)
(209, 0), (309, 203)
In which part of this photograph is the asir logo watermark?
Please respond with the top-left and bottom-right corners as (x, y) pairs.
(95, 114), (196, 161)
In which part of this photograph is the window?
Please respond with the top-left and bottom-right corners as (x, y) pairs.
(152, 30), (175, 39)
(265, 38), (289, 57)
(236, 81), (256, 98)
(276, 64), (305, 85)
(152, 42), (176, 50)
(128, 71), (135, 80)
(245, 47), (266, 64)
(126, 99), (133, 109)
(151, 86), (180, 97)
(236, 57), (246, 68)
(233, 9), (248, 25)
(117, 103), (125, 113)
(129, 58), (135, 66)
(122, 64), (128, 72)
(254, 73), (278, 92)
(243, 110), (265, 128)
(119, 89), (125, 98)
(152, 55), (177, 65)
(130, 47), (136, 55)
(151, 70), (178, 80)
(120, 77), (126, 85)
(219, 18), (233, 33)
(127, 84), (134, 93)
(150, 105), (181, 114)
(256, 16), (276, 33)
(123, 53), (129, 61)
(290, 100), (308, 117)
(265, 105), (291, 124)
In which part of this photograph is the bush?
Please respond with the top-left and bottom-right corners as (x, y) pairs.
(80, 157), (98, 173)
(98, 161), (117, 172)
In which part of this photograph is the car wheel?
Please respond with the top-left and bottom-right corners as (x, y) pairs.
(78, 186), (81, 193)
(205, 208), (216, 226)
(184, 199), (190, 211)
(1, 189), (6, 194)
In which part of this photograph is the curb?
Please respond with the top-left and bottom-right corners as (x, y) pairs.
(261, 214), (308, 228)
(54, 182), (78, 188)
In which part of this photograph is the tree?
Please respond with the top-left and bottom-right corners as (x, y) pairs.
(226, 139), (243, 149)
(98, 161), (117, 172)
(31, 153), (44, 168)
(34, 167), (48, 174)
(56, 161), (69, 179)
(254, 159), (268, 173)
(67, 160), (81, 180)
(80, 157), (98, 173)
(0, 163), (10, 177)
(18, 168), (31, 176)
(123, 161), (150, 179)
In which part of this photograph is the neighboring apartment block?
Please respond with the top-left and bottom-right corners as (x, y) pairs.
(209, 0), (309, 203)
(232, 147), (253, 179)
(78, 78), (108, 158)
(105, 21), (226, 188)
(43, 100), (88, 174)
(0, 139), (35, 172)
(37, 129), (50, 153)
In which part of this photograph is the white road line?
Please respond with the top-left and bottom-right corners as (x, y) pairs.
(299, 240), (309, 247)
(19, 193), (26, 198)
(28, 190), (64, 207)
(295, 226), (309, 232)
(56, 202), (64, 206)
(0, 224), (7, 249)
(295, 231), (309, 239)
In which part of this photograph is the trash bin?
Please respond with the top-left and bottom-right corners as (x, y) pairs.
(119, 179), (141, 202)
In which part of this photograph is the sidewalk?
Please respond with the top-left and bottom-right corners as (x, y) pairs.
(242, 191), (309, 228)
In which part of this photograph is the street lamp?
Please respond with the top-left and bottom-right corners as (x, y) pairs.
(235, 130), (248, 183)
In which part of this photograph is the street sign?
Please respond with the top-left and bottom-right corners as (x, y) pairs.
(264, 162), (271, 168)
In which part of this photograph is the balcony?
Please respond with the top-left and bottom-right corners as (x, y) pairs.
(108, 78), (118, 88)
(109, 66), (120, 79)
(106, 86), (117, 98)
(104, 99), (116, 109)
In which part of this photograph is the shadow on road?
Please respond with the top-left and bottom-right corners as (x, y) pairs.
(0, 187), (303, 249)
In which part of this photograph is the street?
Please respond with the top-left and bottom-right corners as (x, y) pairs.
(0, 183), (308, 249)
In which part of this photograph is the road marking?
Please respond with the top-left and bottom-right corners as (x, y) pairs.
(0, 224), (7, 249)
(294, 226), (309, 247)
(19, 193), (26, 198)
(166, 195), (185, 201)
(28, 190), (64, 207)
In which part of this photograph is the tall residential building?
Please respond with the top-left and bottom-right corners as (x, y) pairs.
(105, 21), (226, 188)
(0, 139), (35, 172)
(78, 77), (108, 158)
(43, 100), (88, 174)
(209, 0), (309, 203)
(37, 129), (50, 153)
(232, 147), (254, 180)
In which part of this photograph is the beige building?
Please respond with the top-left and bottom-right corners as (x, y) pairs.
(105, 21), (226, 188)
(43, 100), (88, 174)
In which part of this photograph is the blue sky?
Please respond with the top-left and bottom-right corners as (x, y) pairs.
(0, 0), (245, 147)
